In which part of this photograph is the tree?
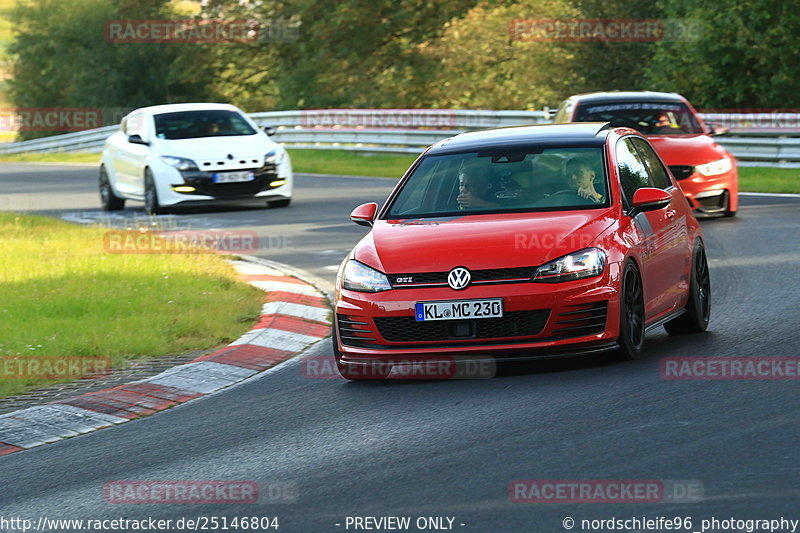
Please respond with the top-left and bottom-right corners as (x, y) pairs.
(646, 0), (800, 108)
(9, 0), (219, 138)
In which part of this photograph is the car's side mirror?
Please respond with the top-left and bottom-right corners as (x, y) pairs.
(128, 134), (149, 146)
(262, 125), (277, 136)
(708, 123), (729, 136)
(630, 188), (672, 216)
(350, 202), (378, 227)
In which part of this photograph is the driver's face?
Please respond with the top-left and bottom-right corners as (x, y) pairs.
(569, 167), (594, 187)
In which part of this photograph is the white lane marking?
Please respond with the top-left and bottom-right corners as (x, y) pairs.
(261, 301), (330, 323)
(231, 327), (323, 352)
(739, 192), (800, 198)
(249, 280), (321, 295)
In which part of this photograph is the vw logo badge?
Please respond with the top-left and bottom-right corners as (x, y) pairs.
(227, 154), (234, 160)
(447, 267), (471, 290)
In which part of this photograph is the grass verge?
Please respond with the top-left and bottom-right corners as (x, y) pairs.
(738, 166), (800, 194)
(0, 151), (100, 163)
(287, 149), (414, 178)
(0, 212), (264, 398)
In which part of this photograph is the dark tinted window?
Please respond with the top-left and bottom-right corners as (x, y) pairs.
(615, 138), (651, 205)
(153, 110), (257, 140)
(574, 101), (703, 135)
(630, 137), (672, 189)
(385, 146), (609, 218)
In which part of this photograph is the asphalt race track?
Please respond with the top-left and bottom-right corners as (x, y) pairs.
(1, 163), (800, 531)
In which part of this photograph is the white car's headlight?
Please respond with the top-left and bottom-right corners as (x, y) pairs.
(532, 248), (606, 283)
(160, 155), (198, 171)
(694, 157), (733, 176)
(265, 147), (285, 166)
(342, 260), (392, 292)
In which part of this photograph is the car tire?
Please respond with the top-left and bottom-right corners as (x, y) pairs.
(99, 167), (125, 211)
(615, 261), (645, 361)
(723, 190), (737, 217)
(665, 239), (711, 335)
(144, 169), (167, 215)
(267, 198), (291, 208)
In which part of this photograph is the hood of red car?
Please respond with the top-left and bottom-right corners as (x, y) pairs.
(353, 210), (615, 274)
(645, 134), (731, 166)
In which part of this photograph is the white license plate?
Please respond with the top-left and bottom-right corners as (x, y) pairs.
(213, 171), (254, 183)
(415, 299), (503, 322)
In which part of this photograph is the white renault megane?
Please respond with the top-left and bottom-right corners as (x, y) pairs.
(100, 103), (293, 214)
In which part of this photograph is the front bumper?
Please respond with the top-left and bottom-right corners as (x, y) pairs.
(155, 157), (293, 207)
(674, 169), (738, 214)
(335, 263), (623, 364)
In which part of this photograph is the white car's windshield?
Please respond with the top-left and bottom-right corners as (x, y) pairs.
(385, 146), (608, 219)
(153, 109), (257, 140)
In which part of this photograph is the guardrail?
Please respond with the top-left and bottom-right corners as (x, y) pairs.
(1, 109), (799, 167)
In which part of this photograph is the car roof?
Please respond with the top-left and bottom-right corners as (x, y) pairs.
(131, 103), (242, 116)
(427, 123), (611, 155)
(568, 91), (686, 104)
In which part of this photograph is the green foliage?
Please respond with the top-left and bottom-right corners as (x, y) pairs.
(646, 0), (800, 108)
(8, 0), (219, 139)
(6, 0), (799, 123)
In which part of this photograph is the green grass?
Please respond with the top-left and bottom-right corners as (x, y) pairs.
(738, 166), (800, 194)
(0, 151), (100, 163)
(288, 149), (415, 178)
(0, 212), (264, 398)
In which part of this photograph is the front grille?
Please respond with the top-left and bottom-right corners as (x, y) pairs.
(390, 266), (534, 288)
(374, 310), (550, 343)
(337, 315), (378, 348)
(669, 165), (694, 180)
(551, 301), (607, 338)
(177, 165), (279, 198)
(696, 193), (726, 213)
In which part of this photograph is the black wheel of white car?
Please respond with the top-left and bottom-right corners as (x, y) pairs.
(99, 167), (125, 211)
(144, 170), (166, 215)
(267, 199), (291, 208)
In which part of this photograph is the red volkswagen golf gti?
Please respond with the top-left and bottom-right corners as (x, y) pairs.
(555, 91), (738, 217)
(334, 123), (710, 379)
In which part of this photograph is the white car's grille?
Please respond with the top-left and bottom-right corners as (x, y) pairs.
(196, 156), (264, 171)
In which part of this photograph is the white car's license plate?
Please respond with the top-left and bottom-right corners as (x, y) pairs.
(213, 171), (255, 183)
(415, 299), (503, 322)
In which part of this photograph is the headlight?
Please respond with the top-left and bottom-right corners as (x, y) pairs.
(342, 260), (392, 292)
(160, 155), (198, 171)
(694, 157), (733, 176)
(532, 248), (606, 283)
(265, 147), (285, 166)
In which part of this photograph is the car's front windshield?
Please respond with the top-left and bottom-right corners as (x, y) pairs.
(574, 101), (704, 135)
(153, 110), (257, 140)
(385, 146), (609, 219)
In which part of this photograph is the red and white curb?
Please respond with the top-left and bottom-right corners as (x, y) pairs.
(0, 259), (331, 456)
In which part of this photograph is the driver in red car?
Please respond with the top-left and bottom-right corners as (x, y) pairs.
(456, 166), (499, 209)
(564, 156), (605, 204)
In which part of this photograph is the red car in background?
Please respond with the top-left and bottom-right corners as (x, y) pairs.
(555, 91), (738, 217)
(334, 123), (710, 379)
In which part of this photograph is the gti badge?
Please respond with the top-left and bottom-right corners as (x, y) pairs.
(447, 267), (471, 290)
